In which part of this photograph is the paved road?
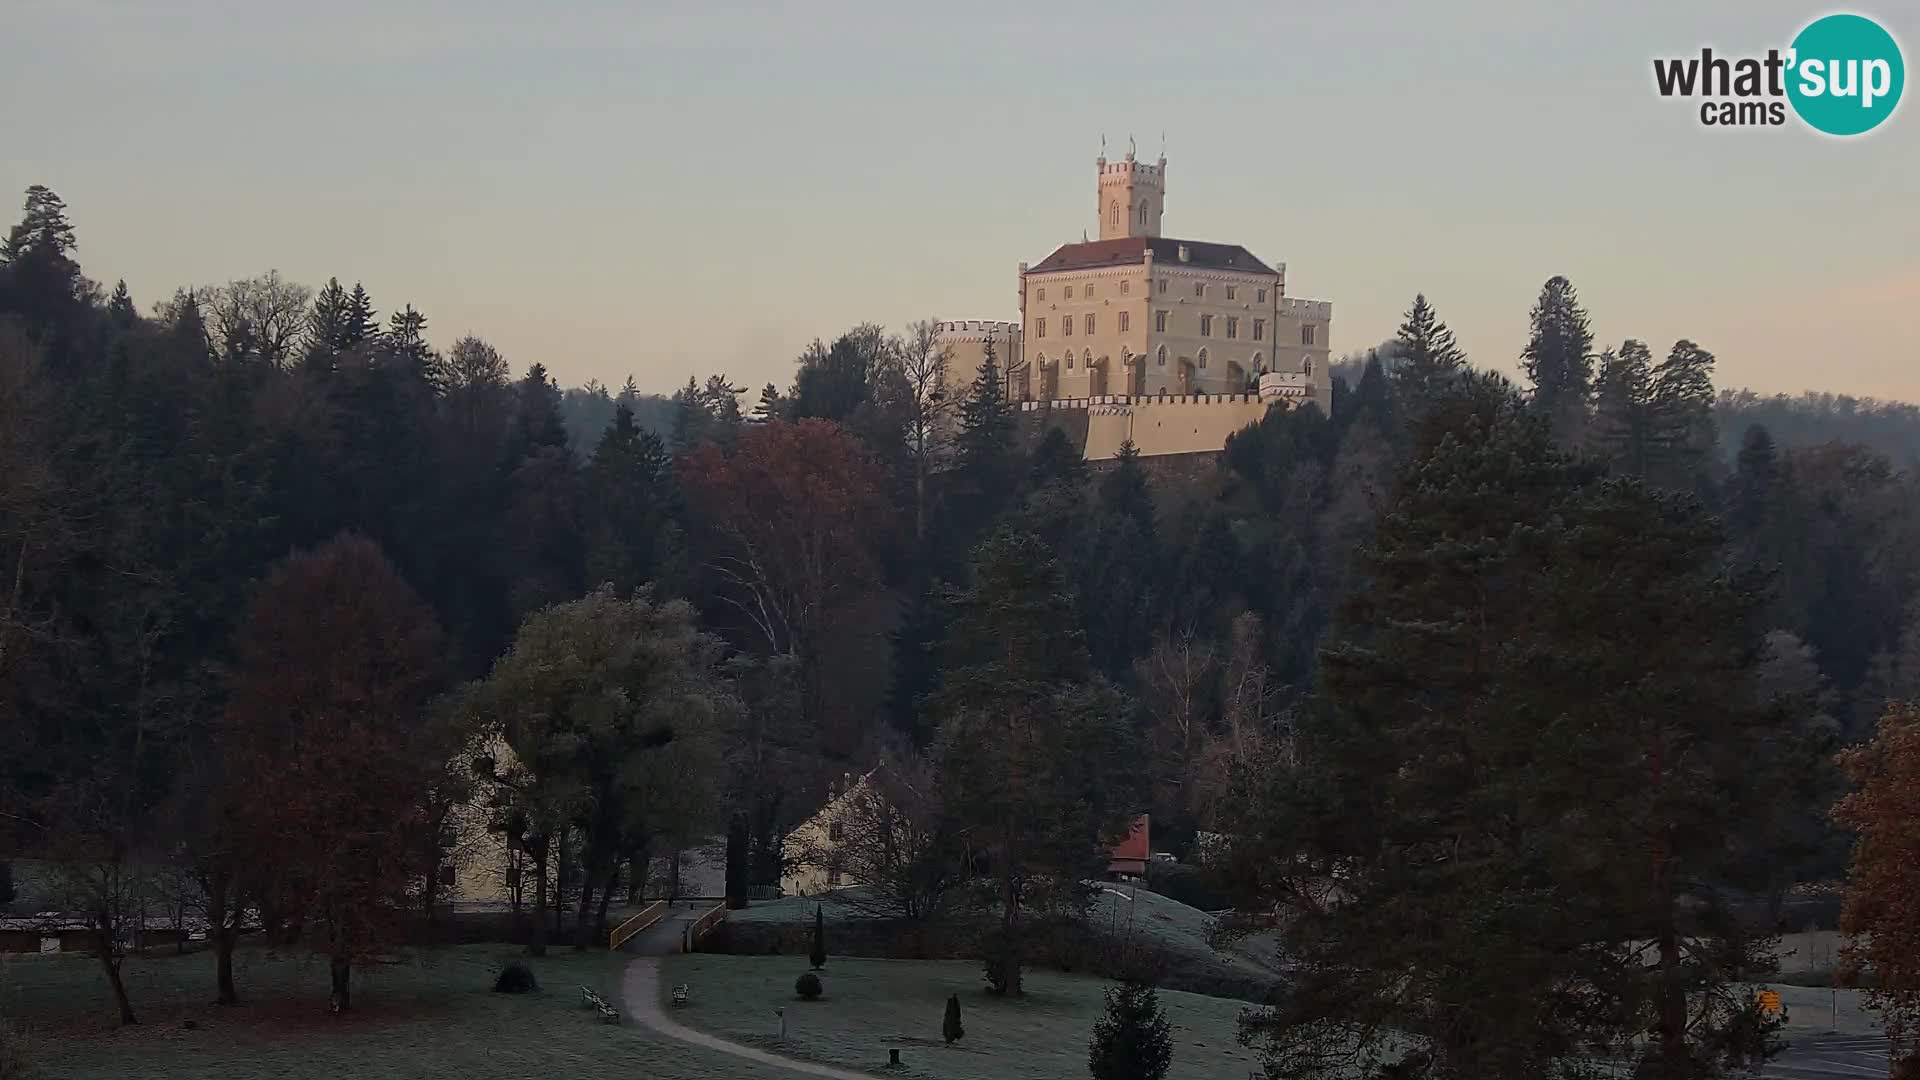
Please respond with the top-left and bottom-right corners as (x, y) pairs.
(1764, 1033), (1892, 1078)
(623, 956), (880, 1079)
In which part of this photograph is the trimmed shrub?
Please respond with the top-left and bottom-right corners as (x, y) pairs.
(795, 971), (823, 1000)
(809, 904), (826, 970)
(493, 959), (539, 994)
(942, 993), (964, 1044)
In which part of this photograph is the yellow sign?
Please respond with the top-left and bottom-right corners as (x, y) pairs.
(1757, 990), (1782, 1016)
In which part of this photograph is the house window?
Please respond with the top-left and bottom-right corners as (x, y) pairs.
(1156, 345), (1168, 367)
(1302, 324), (1316, 345)
(1198, 348), (1209, 369)
(1226, 317), (1238, 340)
(1065, 285), (1074, 300)
(1194, 282), (1205, 298)
(1157, 278), (1167, 295)
(1084, 313), (1095, 335)
(1109, 200), (1120, 229)
(1118, 311), (1130, 332)
(1064, 316), (1074, 336)
(1066, 354), (1075, 369)
(1036, 318), (1046, 338)
(828, 822), (844, 842)
(1226, 286), (1238, 301)
(1200, 315), (1213, 337)
(1086, 284), (1095, 299)
(1257, 288), (1268, 303)
(1139, 203), (1149, 224)
(1154, 310), (1167, 332)
(1120, 280), (1130, 295)
(439, 865), (457, 887)
(1037, 287), (1046, 301)
(1253, 319), (1265, 341)
(1304, 357), (1315, 377)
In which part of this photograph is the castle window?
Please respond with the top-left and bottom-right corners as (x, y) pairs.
(1200, 314), (1213, 337)
(1065, 285), (1074, 300)
(1257, 288), (1268, 303)
(1063, 317), (1073, 336)
(1253, 319), (1265, 341)
(1084, 313), (1095, 335)
(1157, 278), (1167, 295)
(1118, 311), (1130, 332)
(1301, 324), (1316, 346)
(1109, 200), (1120, 229)
(829, 822), (844, 842)
(1304, 357), (1315, 377)
(1120, 280), (1130, 295)
(1226, 286), (1237, 301)
(1067, 355), (1075, 369)
(1154, 310), (1167, 332)
(1253, 351), (1265, 373)
(1037, 287), (1046, 301)
(1139, 202), (1149, 224)
(1086, 284), (1095, 299)
(1198, 348), (1209, 369)
(1226, 317), (1238, 340)
(1036, 318), (1046, 338)
(1194, 282), (1205, 298)
(1156, 345), (1167, 367)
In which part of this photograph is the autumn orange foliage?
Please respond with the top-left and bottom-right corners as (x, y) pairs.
(1834, 701), (1920, 1070)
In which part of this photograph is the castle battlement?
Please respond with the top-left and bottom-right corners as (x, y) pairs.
(1278, 297), (1333, 321)
(1096, 153), (1166, 187)
(934, 320), (1022, 347)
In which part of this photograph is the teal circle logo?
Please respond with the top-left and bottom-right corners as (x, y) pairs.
(1787, 13), (1905, 135)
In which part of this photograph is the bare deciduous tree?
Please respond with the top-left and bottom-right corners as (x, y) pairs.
(200, 270), (312, 366)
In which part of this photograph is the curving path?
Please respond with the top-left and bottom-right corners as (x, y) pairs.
(622, 957), (880, 1079)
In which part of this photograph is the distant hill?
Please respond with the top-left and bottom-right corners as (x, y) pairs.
(1715, 389), (1920, 466)
(559, 386), (674, 455)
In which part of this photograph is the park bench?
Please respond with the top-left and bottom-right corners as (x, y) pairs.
(671, 983), (689, 1007)
(580, 985), (620, 1024)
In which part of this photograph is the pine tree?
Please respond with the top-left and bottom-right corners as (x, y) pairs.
(949, 338), (1019, 540)
(584, 402), (675, 596)
(1219, 372), (1792, 1079)
(934, 531), (1141, 996)
(344, 282), (379, 348)
(752, 381), (783, 423)
(670, 375), (712, 451)
(1520, 275), (1594, 445)
(1589, 339), (1654, 477)
(702, 373), (744, 427)
(1648, 338), (1717, 494)
(0, 184), (76, 262)
(384, 304), (438, 384)
(309, 277), (351, 357)
(1098, 441), (1155, 542)
(1390, 293), (1465, 411)
(1088, 982), (1173, 1080)
(506, 363), (570, 461)
(106, 279), (138, 329)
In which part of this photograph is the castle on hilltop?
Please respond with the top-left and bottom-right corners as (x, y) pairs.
(936, 149), (1334, 460)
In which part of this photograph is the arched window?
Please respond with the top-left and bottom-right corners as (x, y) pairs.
(1109, 201), (1120, 228)
(1138, 202), (1149, 224)
(1198, 348), (1209, 370)
(1066, 354), (1074, 369)
(1083, 349), (1093, 366)
(1156, 345), (1167, 367)
(1252, 351), (1264, 373)
(1303, 356), (1314, 377)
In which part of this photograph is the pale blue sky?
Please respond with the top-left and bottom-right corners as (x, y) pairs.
(4, 0), (1915, 398)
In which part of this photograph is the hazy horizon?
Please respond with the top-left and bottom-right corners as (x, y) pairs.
(5, 0), (1914, 400)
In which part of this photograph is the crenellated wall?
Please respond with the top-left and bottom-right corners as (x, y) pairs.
(1016, 378), (1320, 460)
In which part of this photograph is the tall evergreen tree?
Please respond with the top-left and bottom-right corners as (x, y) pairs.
(1590, 339), (1654, 477)
(1220, 372), (1791, 1079)
(584, 402), (676, 596)
(384, 303), (439, 385)
(934, 531), (1141, 996)
(106, 279), (137, 329)
(752, 381), (783, 423)
(1520, 275), (1594, 446)
(1098, 440), (1155, 542)
(1088, 982), (1174, 1080)
(948, 337), (1019, 544)
(344, 282), (379, 348)
(1648, 338), (1718, 494)
(308, 277), (351, 360)
(671, 375), (713, 451)
(0, 184), (77, 261)
(1389, 293), (1465, 411)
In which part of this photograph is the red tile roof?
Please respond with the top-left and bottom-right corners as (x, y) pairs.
(1028, 237), (1276, 276)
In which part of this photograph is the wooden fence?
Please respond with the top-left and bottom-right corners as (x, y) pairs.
(608, 900), (670, 950)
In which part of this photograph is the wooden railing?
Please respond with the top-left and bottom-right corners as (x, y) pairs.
(608, 900), (669, 950)
(681, 903), (726, 953)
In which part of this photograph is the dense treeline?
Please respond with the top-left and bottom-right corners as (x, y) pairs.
(5, 186), (1920, 1072)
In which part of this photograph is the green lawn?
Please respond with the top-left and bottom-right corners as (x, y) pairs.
(2, 944), (791, 1079)
(659, 953), (1268, 1079)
